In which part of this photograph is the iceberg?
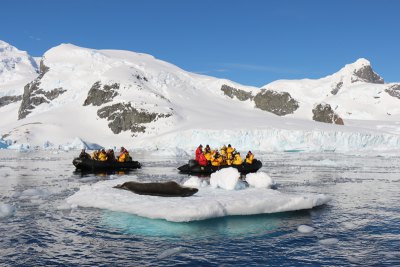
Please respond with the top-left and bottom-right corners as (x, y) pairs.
(66, 169), (331, 222)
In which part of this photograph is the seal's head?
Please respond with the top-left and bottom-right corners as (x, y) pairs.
(181, 187), (199, 197)
(113, 183), (125, 189)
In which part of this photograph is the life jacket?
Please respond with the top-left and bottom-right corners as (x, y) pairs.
(98, 152), (108, 161)
(211, 156), (223, 166)
(118, 152), (128, 162)
(195, 147), (203, 162)
(226, 147), (235, 154)
(226, 147), (235, 159)
(198, 153), (208, 166)
(204, 152), (212, 161)
(246, 153), (254, 164)
(233, 154), (243, 165)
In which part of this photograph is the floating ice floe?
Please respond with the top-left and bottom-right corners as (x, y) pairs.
(0, 203), (15, 218)
(16, 188), (51, 199)
(157, 247), (185, 260)
(297, 225), (315, 233)
(66, 168), (331, 222)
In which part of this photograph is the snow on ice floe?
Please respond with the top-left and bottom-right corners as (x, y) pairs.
(246, 172), (275, 188)
(183, 177), (209, 188)
(209, 168), (246, 190)
(66, 168), (331, 222)
(0, 203), (15, 218)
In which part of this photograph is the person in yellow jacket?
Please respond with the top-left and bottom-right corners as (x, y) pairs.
(98, 149), (108, 161)
(226, 144), (235, 158)
(204, 145), (212, 162)
(118, 147), (130, 162)
(220, 145), (227, 156)
(226, 153), (233, 165)
(211, 152), (223, 166)
(245, 151), (254, 164)
(233, 152), (243, 165)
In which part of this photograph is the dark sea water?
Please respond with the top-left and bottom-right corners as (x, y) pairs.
(0, 150), (399, 266)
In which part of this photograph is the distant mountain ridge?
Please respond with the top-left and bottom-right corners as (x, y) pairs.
(0, 40), (399, 151)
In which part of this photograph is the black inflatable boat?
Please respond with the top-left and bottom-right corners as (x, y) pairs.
(73, 157), (141, 171)
(178, 159), (262, 175)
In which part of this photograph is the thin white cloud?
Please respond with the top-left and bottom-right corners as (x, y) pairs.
(29, 35), (41, 41)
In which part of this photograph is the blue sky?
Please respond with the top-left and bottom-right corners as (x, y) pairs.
(2, 0), (399, 86)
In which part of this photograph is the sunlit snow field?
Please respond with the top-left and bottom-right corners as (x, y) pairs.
(0, 150), (399, 266)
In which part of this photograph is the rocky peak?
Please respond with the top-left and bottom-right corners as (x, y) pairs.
(340, 58), (384, 84)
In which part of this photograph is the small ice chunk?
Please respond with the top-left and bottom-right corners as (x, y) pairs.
(210, 168), (240, 190)
(318, 238), (339, 245)
(0, 203), (15, 218)
(183, 177), (208, 188)
(347, 256), (361, 263)
(246, 172), (275, 188)
(297, 225), (315, 233)
(19, 188), (50, 199)
(157, 247), (185, 260)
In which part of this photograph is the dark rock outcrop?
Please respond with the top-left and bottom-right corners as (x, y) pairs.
(253, 89), (299, 116)
(221, 84), (253, 101)
(18, 60), (67, 119)
(312, 103), (344, 125)
(39, 60), (49, 77)
(0, 95), (22, 108)
(385, 84), (400, 99)
(352, 65), (384, 84)
(97, 102), (172, 134)
(83, 81), (120, 106)
(331, 81), (343, 95)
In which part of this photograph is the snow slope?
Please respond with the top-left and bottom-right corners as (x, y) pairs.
(263, 58), (400, 121)
(0, 40), (38, 97)
(1, 41), (400, 152)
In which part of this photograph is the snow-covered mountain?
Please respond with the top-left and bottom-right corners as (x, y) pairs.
(262, 58), (400, 122)
(0, 40), (39, 133)
(1, 41), (399, 152)
(0, 40), (39, 97)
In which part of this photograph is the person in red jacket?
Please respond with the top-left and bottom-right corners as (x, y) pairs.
(198, 152), (208, 166)
(195, 144), (203, 162)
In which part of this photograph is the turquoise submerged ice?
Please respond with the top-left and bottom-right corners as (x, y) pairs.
(65, 168), (331, 222)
